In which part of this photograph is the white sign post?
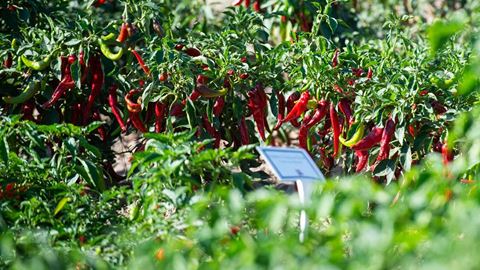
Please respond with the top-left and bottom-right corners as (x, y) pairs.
(256, 146), (325, 242)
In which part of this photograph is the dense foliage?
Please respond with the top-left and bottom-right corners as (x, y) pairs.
(1, 0), (480, 269)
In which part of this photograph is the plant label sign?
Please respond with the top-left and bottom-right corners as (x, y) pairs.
(256, 146), (325, 182)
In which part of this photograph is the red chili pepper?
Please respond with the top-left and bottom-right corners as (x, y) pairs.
(299, 112), (313, 150)
(42, 76), (75, 109)
(125, 90), (147, 133)
(202, 115), (221, 148)
(170, 102), (185, 117)
(377, 118), (396, 161)
(332, 85), (343, 94)
(84, 54), (104, 124)
(233, 0), (243, 6)
(245, 0), (251, 8)
(283, 91), (310, 123)
(213, 96), (225, 117)
(330, 103), (341, 157)
(94, 0), (106, 7)
(338, 99), (354, 126)
(247, 84), (268, 141)
(299, 12), (310, 32)
(21, 101), (35, 121)
(144, 102), (155, 124)
(185, 48), (201, 57)
(159, 72), (168, 82)
(130, 49), (151, 76)
(71, 102), (83, 126)
(239, 116), (249, 145)
(117, 23), (130, 43)
(367, 68), (373, 80)
(4, 53), (12, 68)
(253, 0), (261, 12)
(332, 49), (339, 67)
(154, 102), (167, 133)
(431, 100), (447, 114)
(240, 73), (249, 80)
(174, 44), (184, 51)
(273, 92), (286, 130)
(442, 141), (454, 164)
(352, 68), (363, 77)
(286, 92), (301, 128)
(196, 74), (208, 85)
(419, 90), (429, 96)
(306, 100), (328, 129)
(355, 150), (369, 172)
(107, 85), (127, 132)
(92, 110), (107, 141)
(352, 126), (384, 151)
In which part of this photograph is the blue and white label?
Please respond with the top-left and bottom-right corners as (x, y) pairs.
(256, 146), (325, 182)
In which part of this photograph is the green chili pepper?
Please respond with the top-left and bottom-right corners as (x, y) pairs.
(98, 36), (124, 61)
(21, 53), (53, 71)
(3, 80), (40, 104)
(339, 123), (365, 147)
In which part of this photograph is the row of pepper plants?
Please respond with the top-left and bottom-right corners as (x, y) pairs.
(0, 0), (476, 189)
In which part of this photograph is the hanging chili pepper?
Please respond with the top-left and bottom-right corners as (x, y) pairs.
(213, 96), (225, 117)
(338, 99), (354, 126)
(185, 48), (201, 57)
(154, 102), (167, 133)
(125, 90), (147, 133)
(306, 100), (328, 129)
(21, 101), (35, 122)
(170, 103), (185, 117)
(116, 23), (130, 43)
(21, 52), (54, 71)
(442, 141), (454, 165)
(92, 110), (107, 141)
(245, 0), (251, 8)
(253, 0), (261, 12)
(431, 100), (447, 114)
(42, 57), (75, 109)
(377, 118), (396, 161)
(330, 103), (341, 157)
(355, 150), (369, 172)
(3, 80), (40, 104)
(144, 103), (155, 124)
(351, 126), (384, 151)
(299, 112), (313, 150)
(239, 116), (249, 145)
(71, 102), (83, 126)
(108, 85), (127, 132)
(286, 92), (301, 128)
(273, 92), (286, 130)
(130, 49), (151, 76)
(196, 85), (227, 98)
(84, 54), (104, 124)
(352, 68), (363, 77)
(202, 115), (221, 148)
(247, 84), (268, 141)
(3, 53), (12, 68)
(332, 49), (339, 68)
(98, 33), (124, 61)
(283, 91), (310, 123)
(339, 124), (365, 147)
(367, 68), (373, 80)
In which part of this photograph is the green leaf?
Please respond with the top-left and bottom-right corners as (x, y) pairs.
(0, 134), (9, 166)
(427, 20), (463, 56)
